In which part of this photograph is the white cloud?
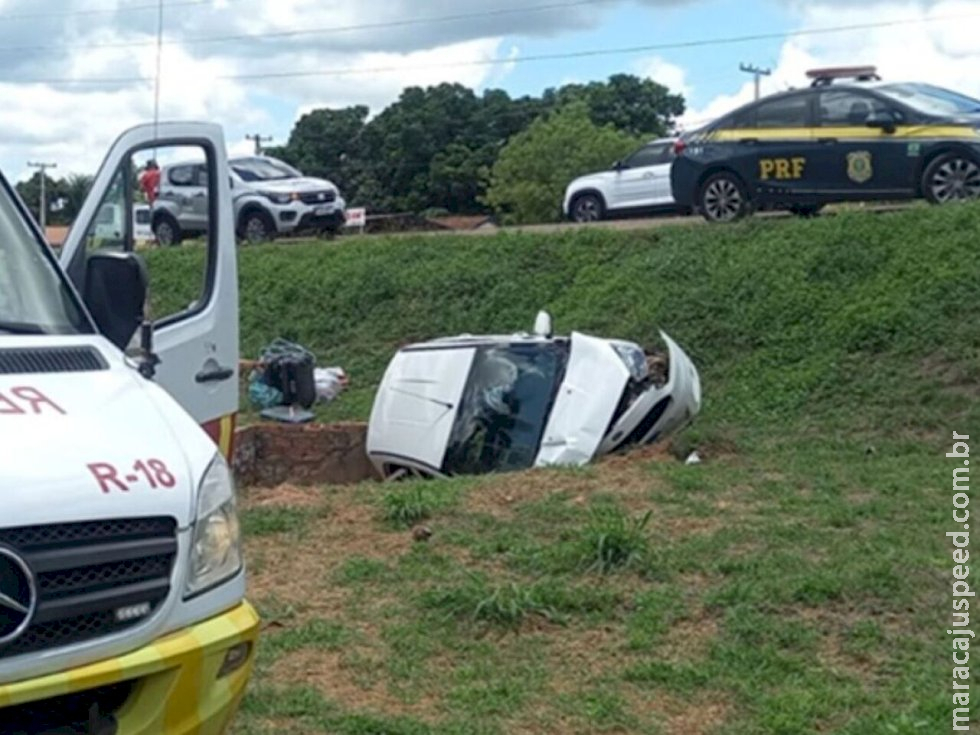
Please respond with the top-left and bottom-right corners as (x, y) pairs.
(635, 55), (692, 98)
(682, 0), (980, 128)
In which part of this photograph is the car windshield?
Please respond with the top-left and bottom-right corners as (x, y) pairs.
(0, 179), (90, 335)
(443, 342), (568, 475)
(875, 83), (980, 116)
(231, 157), (301, 182)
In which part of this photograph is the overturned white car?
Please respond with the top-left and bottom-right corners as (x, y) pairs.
(367, 313), (702, 479)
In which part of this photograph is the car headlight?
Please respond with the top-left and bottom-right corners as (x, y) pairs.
(611, 341), (649, 383)
(260, 191), (291, 205)
(185, 454), (242, 598)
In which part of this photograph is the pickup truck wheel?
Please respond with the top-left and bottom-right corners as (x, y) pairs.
(570, 193), (604, 223)
(153, 214), (181, 247)
(242, 210), (275, 243)
(699, 172), (750, 223)
(923, 153), (980, 204)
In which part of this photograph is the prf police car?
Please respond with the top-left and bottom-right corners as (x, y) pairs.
(671, 66), (980, 222)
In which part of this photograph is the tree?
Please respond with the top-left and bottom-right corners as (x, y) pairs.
(271, 74), (685, 215)
(544, 74), (685, 137)
(265, 105), (369, 195)
(15, 172), (94, 227)
(484, 102), (641, 225)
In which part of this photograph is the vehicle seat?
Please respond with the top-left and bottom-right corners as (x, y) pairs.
(847, 101), (871, 124)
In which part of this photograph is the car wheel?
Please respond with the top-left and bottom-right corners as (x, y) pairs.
(153, 214), (181, 247)
(699, 172), (751, 223)
(789, 204), (824, 218)
(922, 153), (980, 204)
(571, 193), (604, 223)
(242, 210), (275, 243)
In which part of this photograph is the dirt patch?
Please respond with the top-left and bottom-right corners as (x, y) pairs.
(271, 648), (439, 720)
(662, 698), (731, 735)
(920, 354), (980, 400)
(235, 422), (380, 488)
(245, 485), (411, 614)
(659, 611), (719, 663)
(248, 484), (325, 508)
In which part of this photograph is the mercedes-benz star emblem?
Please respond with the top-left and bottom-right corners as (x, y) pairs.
(0, 546), (37, 646)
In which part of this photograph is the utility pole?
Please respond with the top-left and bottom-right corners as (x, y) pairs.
(27, 161), (57, 230)
(245, 133), (272, 155)
(739, 63), (771, 101)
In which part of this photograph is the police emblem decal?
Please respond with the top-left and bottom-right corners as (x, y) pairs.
(847, 151), (873, 183)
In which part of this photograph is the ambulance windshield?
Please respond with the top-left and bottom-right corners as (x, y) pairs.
(0, 181), (90, 335)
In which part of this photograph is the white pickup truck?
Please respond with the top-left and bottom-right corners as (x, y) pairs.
(0, 123), (256, 733)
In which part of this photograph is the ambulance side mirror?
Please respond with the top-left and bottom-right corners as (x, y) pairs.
(83, 251), (148, 351)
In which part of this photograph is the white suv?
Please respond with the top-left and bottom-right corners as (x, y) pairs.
(152, 155), (346, 245)
(563, 138), (680, 222)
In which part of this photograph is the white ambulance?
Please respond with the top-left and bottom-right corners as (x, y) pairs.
(0, 123), (256, 733)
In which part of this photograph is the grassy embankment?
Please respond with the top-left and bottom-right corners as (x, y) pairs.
(147, 203), (979, 733)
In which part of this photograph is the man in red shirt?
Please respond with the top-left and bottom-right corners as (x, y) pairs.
(139, 159), (160, 205)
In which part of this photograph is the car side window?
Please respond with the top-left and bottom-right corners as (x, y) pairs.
(624, 145), (665, 168)
(168, 166), (194, 186)
(754, 94), (810, 128)
(817, 90), (903, 125)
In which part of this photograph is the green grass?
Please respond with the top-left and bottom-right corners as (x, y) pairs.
(204, 205), (980, 733)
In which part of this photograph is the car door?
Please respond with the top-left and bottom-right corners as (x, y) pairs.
(739, 92), (816, 202)
(610, 144), (670, 209)
(60, 122), (239, 456)
(165, 164), (209, 232)
(809, 89), (916, 196)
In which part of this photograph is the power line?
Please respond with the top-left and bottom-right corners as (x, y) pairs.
(0, 0), (228, 23)
(0, 0), (610, 53)
(0, 11), (975, 86)
(216, 12), (980, 82)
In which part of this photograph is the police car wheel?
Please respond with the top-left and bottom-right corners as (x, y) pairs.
(571, 193), (604, 223)
(699, 172), (750, 223)
(923, 153), (980, 204)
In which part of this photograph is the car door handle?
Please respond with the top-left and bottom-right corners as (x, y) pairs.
(817, 137), (837, 144)
(738, 138), (758, 145)
(195, 364), (234, 384)
(642, 172), (656, 179)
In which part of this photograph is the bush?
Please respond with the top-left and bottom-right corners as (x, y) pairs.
(483, 102), (640, 225)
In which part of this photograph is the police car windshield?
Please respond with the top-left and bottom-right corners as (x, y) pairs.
(231, 157), (301, 182)
(876, 83), (980, 116)
(0, 181), (90, 335)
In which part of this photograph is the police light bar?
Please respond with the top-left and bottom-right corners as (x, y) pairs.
(807, 66), (881, 87)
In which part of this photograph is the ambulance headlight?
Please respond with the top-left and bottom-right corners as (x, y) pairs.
(185, 454), (242, 598)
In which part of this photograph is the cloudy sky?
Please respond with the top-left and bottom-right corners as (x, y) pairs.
(1, 0), (978, 181)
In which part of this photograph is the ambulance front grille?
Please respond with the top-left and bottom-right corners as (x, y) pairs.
(0, 517), (177, 660)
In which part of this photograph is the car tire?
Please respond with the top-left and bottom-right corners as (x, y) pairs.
(570, 193), (605, 223)
(152, 213), (181, 247)
(241, 209), (276, 244)
(698, 171), (751, 223)
(922, 152), (980, 204)
(789, 204), (824, 218)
